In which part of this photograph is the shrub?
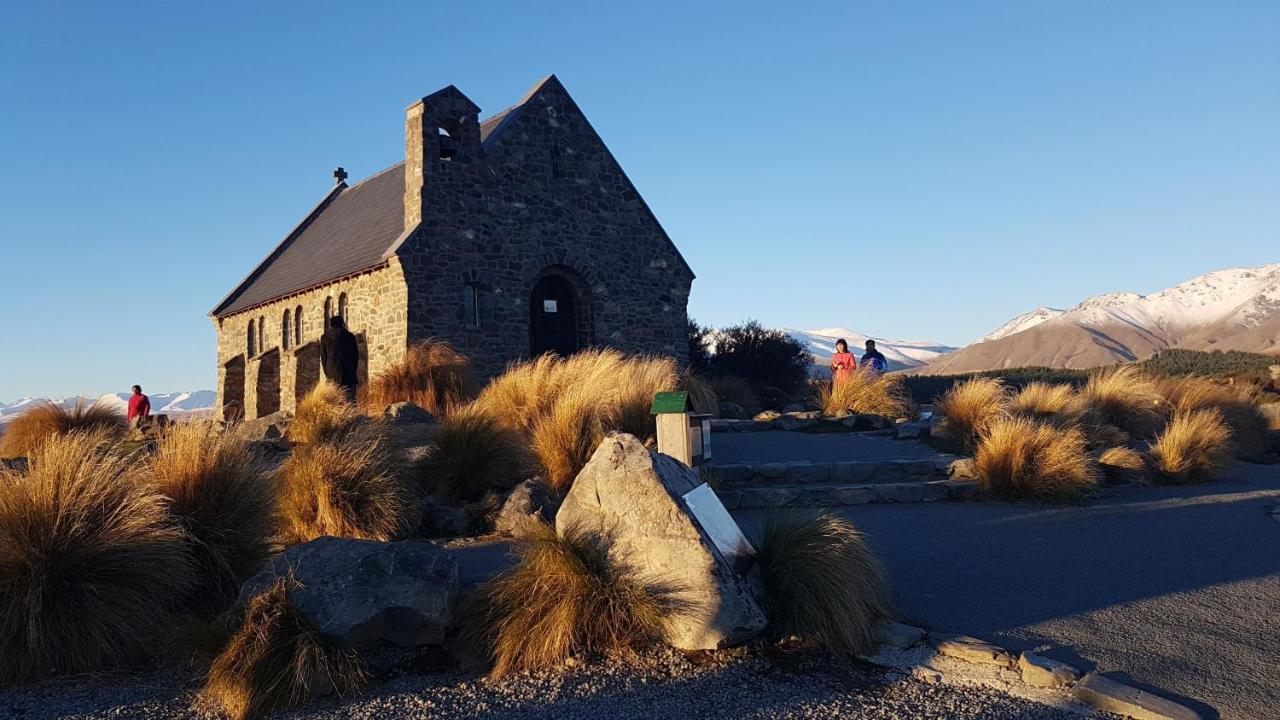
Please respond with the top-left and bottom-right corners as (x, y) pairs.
(360, 339), (476, 418)
(815, 370), (914, 419)
(201, 574), (366, 720)
(0, 432), (195, 684)
(0, 399), (126, 458)
(148, 423), (277, 614)
(687, 318), (713, 375)
(476, 522), (678, 677)
(1010, 382), (1084, 425)
(755, 513), (891, 656)
(421, 405), (533, 502)
(1080, 366), (1165, 438)
(278, 425), (420, 544)
(1148, 409), (1234, 485)
(1098, 446), (1147, 485)
(291, 380), (364, 444)
(709, 374), (761, 413)
(933, 377), (1009, 452)
(974, 417), (1100, 502)
(708, 321), (812, 398)
(1157, 376), (1271, 461)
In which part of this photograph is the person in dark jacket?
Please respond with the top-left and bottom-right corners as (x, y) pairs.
(859, 339), (889, 375)
(321, 316), (360, 400)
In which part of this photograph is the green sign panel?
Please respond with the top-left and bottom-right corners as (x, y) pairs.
(650, 391), (692, 414)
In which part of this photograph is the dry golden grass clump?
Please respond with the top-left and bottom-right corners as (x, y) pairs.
(1079, 366), (1166, 439)
(201, 574), (366, 720)
(1011, 382), (1085, 425)
(974, 417), (1100, 502)
(0, 399), (126, 458)
(290, 380), (365, 445)
(360, 339), (477, 418)
(683, 373), (719, 415)
(1148, 409), (1234, 485)
(475, 522), (678, 677)
(709, 374), (760, 413)
(1098, 446), (1147, 485)
(148, 423), (277, 613)
(816, 370), (914, 419)
(278, 424), (420, 544)
(933, 377), (1010, 452)
(755, 513), (891, 656)
(0, 432), (195, 684)
(421, 405), (534, 502)
(531, 387), (615, 492)
(1157, 376), (1271, 461)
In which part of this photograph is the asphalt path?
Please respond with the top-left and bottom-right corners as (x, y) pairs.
(713, 431), (954, 464)
(738, 464), (1280, 720)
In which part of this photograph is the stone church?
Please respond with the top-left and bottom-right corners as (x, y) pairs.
(210, 76), (694, 420)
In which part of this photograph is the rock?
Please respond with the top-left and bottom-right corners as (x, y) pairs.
(753, 410), (782, 422)
(236, 411), (291, 442)
(776, 416), (816, 431)
(931, 634), (1013, 668)
(911, 666), (943, 685)
(786, 462), (831, 484)
(556, 433), (768, 650)
(896, 420), (930, 440)
(708, 464), (756, 485)
(421, 498), (473, 537)
(758, 462), (789, 479)
(1072, 673), (1202, 720)
(493, 479), (555, 536)
(875, 620), (926, 649)
(782, 403), (806, 414)
(947, 480), (981, 499)
(948, 458), (979, 479)
(241, 536), (459, 649)
(717, 402), (748, 420)
(1258, 402), (1280, 430)
(128, 414), (171, 440)
(383, 401), (436, 425)
(1018, 652), (1081, 687)
(874, 482), (926, 503)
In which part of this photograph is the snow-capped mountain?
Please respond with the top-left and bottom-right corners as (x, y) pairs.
(784, 328), (957, 374)
(0, 390), (216, 425)
(919, 262), (1280, 374)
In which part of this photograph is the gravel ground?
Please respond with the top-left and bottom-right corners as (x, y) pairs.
(1, 647), (1106, 720)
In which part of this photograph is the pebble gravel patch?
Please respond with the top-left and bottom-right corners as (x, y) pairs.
(0, 647), (1109, 720)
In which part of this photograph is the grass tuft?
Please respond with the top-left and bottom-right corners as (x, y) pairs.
(148, 422), (278, 614)
(1148, 409), (1234, 485)
(1157, 376), (1271, 461)
(421, 405), (534, 502)
(974, 417), (1100, 502)
(1080, 366), (1165, 439)
(360, 339), (476, 418)
(1098, 446), (1147, 485)
(200, 573), (366, 720)
(682, 373), (719, 415)
(0, 431), (195, 684)
(933, 377), (1010, 452)
(291, 380), (364, 444)
(756, 513), (891, 656)
(1010, 382), (1084, 425)
(815, 370), (914, 419)
(530, 388), (614, 493)
(0, 399), (126, 458)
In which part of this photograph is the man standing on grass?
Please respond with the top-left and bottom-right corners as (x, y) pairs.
(321, 315), (360, 402)
(860, 339), (889, 376)
(127, 384), (150, 426)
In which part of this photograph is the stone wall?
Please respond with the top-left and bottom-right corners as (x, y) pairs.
(212, 261), (408, 420)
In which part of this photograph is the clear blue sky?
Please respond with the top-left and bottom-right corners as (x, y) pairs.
(1, 1), (1277, 400)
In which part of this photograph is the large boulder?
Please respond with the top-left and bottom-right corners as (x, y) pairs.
(236, 411), (291, 443)
(556, 433), (768, 650)
(241, 536), (459, 649)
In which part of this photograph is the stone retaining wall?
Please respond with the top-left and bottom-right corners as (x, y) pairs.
(708, 457), (979, 510)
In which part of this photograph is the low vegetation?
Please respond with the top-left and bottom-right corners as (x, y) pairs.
(1148, 409), (1234, 485)
(0, 432), (195, 684)
(475, 522), (680, 677)
(420, 405), (533, 502)
(705, 321), (813, 399)
(201, 574), (366, 720)
(682, 372), (718, 415)
(1097, 446), (1147, 485)
(755, 513), (891, 656)
(360, 339), (477, 418)
(278, 424), (420, 544)
(708, 374), (761, 413)
(1156, 376), (1271, 461)
(1010, 382), (1084, 425)
(290, 381), (364, 444)
(933, 377), (1009, 452)
(148, 423), (277, 614)
(0, 399), (126, 458)
(1079, 366), (1166, 439)
(974, 417), (1100, 501)
(815, 370), (914, 419)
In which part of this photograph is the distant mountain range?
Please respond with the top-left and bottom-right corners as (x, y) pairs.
(0, 391), (216, 426)
(918, 262), (1280, 375)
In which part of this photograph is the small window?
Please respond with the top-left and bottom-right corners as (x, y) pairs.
(282, 310), (291, 350)
(463, 284), (480, 327)
(258, 316), (265, 353)
(338, 293), (349, 321)
(437, 126), (456, 160)
(294, 306), (303, 346)
(247, 318), (256, 356)
(323, 297), (333, 320)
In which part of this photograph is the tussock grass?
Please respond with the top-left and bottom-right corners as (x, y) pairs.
(1148, 409), (1234, 485)
(933, 377), (1009, 452)
(200, 574), (366, 720)
(815, 370), (914, 419)
(683, 373), (718, 415)
(1011, 382), (1085, 425)
(291, 380), (364, 444)
(421, 405), (533, 502)
(476, 522), (679, 677)
(0, 432), (195, 684)
(278, 425), (420, 544)
(360, 339), (476, 418)
(974, 417), (1100, 502)
(531, 388), (613, 493)
(1157, 377), (1271, 461)
(148, 423), (277, 614)
(709, 375), (760, 413)
(756, 513), (891, 656)
(0, 399), (126, 458)
(1098, 446), (1147, 485)
(1080, 366), (1165, 439)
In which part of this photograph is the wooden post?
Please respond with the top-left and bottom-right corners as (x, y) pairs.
(657, 411), (696, 467)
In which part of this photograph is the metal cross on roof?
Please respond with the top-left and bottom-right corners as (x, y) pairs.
(333, 167), (348, 184)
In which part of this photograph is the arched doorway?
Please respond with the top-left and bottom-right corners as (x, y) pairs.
(530, 274), (580, 357)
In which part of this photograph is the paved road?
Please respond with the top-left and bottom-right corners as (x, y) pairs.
(738, 464), (1280, 720)
(714, 432), (953, 464)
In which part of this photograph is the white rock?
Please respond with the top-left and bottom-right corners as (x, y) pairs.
(1017, 651), (1081, 687)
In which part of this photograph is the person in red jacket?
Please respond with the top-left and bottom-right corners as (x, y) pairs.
(127, 384), (151, 425)
(830, 339), (857, 384)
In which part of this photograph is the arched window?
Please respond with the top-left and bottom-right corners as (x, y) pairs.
(338, 293), (348, 321)
(323, 296), (333, 321)
(247, 318), (256, 356)
(294, 306), (303, 346)
(282, 310), (291, 350)
(258, 316), (265, 353)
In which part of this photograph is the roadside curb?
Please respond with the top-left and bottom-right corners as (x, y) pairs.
(709, 457), (978, 509)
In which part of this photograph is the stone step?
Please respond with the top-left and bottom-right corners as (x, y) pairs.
(719, 479), (980, 510)
(707, 457), (974, 488)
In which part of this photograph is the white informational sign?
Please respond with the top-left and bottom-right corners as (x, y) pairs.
(682, 483), (755, 573)
(543, 299), (558, 313)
